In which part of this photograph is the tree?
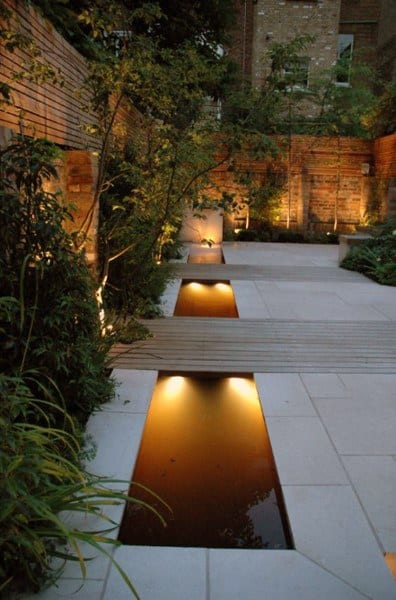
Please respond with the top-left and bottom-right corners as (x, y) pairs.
(222, 34), (378, 232)
(59, 2), (235, 318)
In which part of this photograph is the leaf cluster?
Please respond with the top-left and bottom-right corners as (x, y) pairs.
(341, 218), (396, 286)
(0, 371), (169, 598)
(0, 136), (113, 424)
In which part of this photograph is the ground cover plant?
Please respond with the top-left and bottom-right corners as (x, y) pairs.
(0, 135), (171, 598)
(341, 218), (396, 286)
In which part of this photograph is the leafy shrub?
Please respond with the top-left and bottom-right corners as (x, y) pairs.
(0, 135), (114, 425)
(341, 218), (396, 286)
(0, 371), (166, 598)
(276, 230), (305, 243)
(234, 228), (258, 241)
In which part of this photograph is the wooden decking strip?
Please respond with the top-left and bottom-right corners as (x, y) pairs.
(172, 264), (367, 282)
(109, 318), (396, 374)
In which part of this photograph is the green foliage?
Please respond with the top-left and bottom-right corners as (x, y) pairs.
(0, 135), (113, 424)
(341, 219), (396, 285)
(234, 228), (258, 241)
(362, 83), (396, 138)
(31, 0), (237, 71)
(0, 370), (169, 598)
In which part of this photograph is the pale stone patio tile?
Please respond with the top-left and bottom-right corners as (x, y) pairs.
(372, 301), (396, 320)
(29, 578), (105, 599)
(255, 373), (316, 416)
(317, 413), (396, 455)
(290, 294), (387, 321)
(50, 540), (114, 580)
(265, 417), (348, 484)
(264, 298), (300, 319)
(209, 549), (365, 599)
(222, 242), (338, 267)
(341, 455), (396, 552)
(283, 485), (396, 599)
(59, 501), (125, 541)
(109, 369), (157, 413)
(85, 412), (146, 487)
(231, 280), (271, 318)
(103, 546), (206, 600)
(160, 279), (181, 316)
(339, 374), (396, 399)
(314, 394), (396, 454)
(301, 373), (349, 398)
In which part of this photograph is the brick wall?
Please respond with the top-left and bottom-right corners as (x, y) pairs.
(374, 133), (396, 216)
(207, 135), (388, 234)
(251, 0), (341, 88)
(339, 0), (382, 77)
(377, 0), (396, 81)
(41, 151), (99, 265)
(229, 1), (254, 80)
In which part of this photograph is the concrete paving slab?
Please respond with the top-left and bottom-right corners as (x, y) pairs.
(29, 579), (105, 599)
(340, 374), (396, 398)
(283, 485), (396, 599)
(104, 546), (206, 600)
(265, 417), (348, 484)
(222, 242), (338, 267)
(301, 373), (349, 398)
(160, 279), (181, 316)
(232, 280), (271, 318)
(209, 549), (366, 600)
(255, 373), (316, 416)
(314, 386), (396, 454)
(85, 412), (146, 487)
(109, 369), (157, 413)
(50, 540), (114, 580)
(256, 288), (388, 321)
(341, 455), (396, 552)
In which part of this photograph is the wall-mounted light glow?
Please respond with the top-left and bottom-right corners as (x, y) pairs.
(227, 377), (257, 400)
(188, 282), (203, 290)
(385, 553), (396, 579)
(214, 283), (230, 292)
(163, 375), (185, 396)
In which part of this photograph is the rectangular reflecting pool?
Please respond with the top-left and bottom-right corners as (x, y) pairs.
(173, 280), (238, 318)
(118, 374), (293, 549)
(188, 245), (224, 263)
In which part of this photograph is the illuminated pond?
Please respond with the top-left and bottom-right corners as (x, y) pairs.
(188, 245), (224, 263)
(118, 374), (293, 549)
(173, 280), (238, 318)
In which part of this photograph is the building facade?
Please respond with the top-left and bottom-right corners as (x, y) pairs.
(230, 0), (395, 89)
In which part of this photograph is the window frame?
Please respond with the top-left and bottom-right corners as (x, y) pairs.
(336, 33), (354, 87)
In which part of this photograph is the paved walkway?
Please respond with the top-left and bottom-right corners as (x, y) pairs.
(38, 243), (396, 600)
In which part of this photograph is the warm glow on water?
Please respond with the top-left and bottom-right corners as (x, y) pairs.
(188, 247), (224, 263)
(119, 374), (293, 549)
(173, 281), (238, 317)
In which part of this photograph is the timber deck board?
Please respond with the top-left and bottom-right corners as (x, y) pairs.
(172, 263), (368, 282)
(109, 318), (396, 374)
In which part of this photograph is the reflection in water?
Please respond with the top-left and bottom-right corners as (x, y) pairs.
(119, 375), (293, 549)
(173, 281), (238, 318)
(188, 245), (224, 263)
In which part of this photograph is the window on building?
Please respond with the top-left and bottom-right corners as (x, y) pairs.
(336, 34), (354, 85)
(284, 56), (310, 89)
